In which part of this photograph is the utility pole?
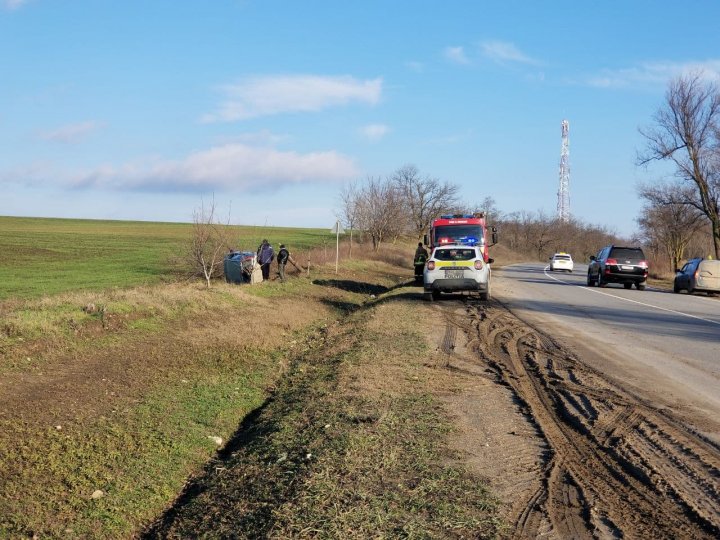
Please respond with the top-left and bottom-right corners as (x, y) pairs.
(330, 220), (345, 274)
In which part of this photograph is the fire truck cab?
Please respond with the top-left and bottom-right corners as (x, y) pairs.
(424, 213), (497, 263)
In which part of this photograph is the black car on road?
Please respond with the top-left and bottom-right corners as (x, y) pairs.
(587, 245), (648, 290)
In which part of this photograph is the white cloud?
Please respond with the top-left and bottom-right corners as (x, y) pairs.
(3, 0), (30, 10)
(202, 75), (382, 122)
(585, 60), (720, 88)
(60, 143), (359, 192)
(38, 121), (102, 143)
(0, 160), (56, 187)
(444, 46), (470, 65)
(216, 129), (290, 147)
(360, 124), (389, 142)
(480, 40), (537, 65)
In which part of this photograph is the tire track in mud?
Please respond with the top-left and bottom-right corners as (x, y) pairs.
(449, 300), (720, 539)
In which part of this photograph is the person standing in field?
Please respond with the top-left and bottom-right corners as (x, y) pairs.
(257, 239), (274, 281)
(277, 244), (290, 282)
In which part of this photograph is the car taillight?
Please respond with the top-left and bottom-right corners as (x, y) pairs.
(474, 260), (483, 270)
(638, 260), (648, 268)
(427, 261), (435, 271)
(606, 258), (617, 265)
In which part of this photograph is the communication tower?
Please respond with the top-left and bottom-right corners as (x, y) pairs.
(557, 119), (570, 222)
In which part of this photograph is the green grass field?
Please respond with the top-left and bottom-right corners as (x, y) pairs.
(0, 216), (334, 299)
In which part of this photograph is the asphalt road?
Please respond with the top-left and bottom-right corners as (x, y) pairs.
(492, 262), (720, 442)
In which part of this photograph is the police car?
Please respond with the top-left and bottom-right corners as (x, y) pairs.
(423, 244), (492, 301)
(549, 252), (574, 272)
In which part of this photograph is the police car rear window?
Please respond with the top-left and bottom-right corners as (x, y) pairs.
(434, 249), (476, 261)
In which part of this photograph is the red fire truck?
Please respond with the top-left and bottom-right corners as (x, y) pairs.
(424, 213), (497, 263)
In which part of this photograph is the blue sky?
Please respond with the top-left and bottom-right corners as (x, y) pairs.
(2, 1), (719, 236)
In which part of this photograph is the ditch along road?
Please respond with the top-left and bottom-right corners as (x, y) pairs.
(431, 263), (720, 538)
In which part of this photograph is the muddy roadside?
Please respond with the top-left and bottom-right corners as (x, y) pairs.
(145, 283), (719, 538)
(2, 257), (718, 538)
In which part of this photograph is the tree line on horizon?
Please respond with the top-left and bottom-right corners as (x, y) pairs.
(337, 72), (719, 278)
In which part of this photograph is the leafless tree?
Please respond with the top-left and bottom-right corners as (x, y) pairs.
(391, 164), (460, 240)
(189, 197), (231, 288)
(355, 176), (403, 251)
(338, 180), (360, 258)
(638, 72), (720, 257)
(524, 210), (555, 260)
(637, 182), (706, 272)
(495, 211), (617, 262)
(475, 196), (500, 224)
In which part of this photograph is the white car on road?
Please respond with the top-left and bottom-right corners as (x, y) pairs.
(549, 252), (574, 272)
(423, 244), (492, 301)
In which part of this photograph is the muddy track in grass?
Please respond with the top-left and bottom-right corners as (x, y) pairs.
(445, 299), (720, 539)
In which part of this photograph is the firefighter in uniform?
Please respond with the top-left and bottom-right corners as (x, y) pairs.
(414, 242), (429, 282)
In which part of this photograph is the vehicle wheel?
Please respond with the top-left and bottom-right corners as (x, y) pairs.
(687, 286), (694, 295)
(432, 290), (441, 301)
(636, 282), (646, 291)
(624, 283), (632, 290)
(424, 292), (433, 302)
(597, 274), (606, 288)
(480, 286), (490, 301)
(587, 273), (594, 287)
(673, 282), (680, 293)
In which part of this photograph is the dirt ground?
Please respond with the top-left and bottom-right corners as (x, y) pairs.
(427, 296), (719, 539)
(2, 266), (719, 537)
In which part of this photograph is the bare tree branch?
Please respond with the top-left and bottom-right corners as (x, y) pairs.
(637, 182), (706, 270)
(391, 164), (460, 240)
(638, 72), (720, 257)
(354, 176), (403, 251)
(338, 181), (360, 258)
(189, 196), (232, 288)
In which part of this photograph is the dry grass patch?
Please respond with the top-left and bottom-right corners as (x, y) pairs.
(145, 285), (500, 538)
(0, 258), (412, 538)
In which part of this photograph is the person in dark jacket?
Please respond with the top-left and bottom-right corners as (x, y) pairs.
(277, 244), (290, 282)
(414, 242), (429, 281)
(257, 239), (274, 281)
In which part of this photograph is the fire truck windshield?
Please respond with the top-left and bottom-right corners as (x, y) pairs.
(434, 225), (484, 246)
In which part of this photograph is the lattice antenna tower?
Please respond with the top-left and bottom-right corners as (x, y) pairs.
(557, 119), (570, 222)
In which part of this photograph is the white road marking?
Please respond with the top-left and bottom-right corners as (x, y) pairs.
(542, 266), (720, 326)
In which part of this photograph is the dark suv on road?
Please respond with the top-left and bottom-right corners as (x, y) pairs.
(587, 245), (648, 290)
